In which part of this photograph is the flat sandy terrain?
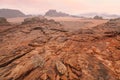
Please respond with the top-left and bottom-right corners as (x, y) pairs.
(7, 17), (27, 24)
(7, 16), (108, 31)
(46, 17), (108, 31)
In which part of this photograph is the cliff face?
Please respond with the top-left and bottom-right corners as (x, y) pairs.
(0, 9), (26, 18)
(0, 17), (120, 80)
(45, 10), (70, 17)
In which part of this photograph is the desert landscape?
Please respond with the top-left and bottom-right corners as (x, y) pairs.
(0, 0), (120, 80)
(7, 17), (108, 31)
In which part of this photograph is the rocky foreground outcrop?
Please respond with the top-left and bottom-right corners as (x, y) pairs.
(0, 17), (120, 80)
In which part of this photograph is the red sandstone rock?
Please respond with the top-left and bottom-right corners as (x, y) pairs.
(0, 17), (120, 80)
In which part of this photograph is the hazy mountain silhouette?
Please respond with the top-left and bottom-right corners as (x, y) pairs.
(79, 13), (120, 19)
(0, 9), (26, 18)
(45, 9), (70, 17)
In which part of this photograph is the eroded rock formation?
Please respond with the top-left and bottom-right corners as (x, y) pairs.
(0, 17), (120, 80)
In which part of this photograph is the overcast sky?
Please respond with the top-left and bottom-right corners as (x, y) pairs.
(0, 0), (120, 15)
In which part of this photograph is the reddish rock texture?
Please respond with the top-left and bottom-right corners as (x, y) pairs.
(0, 17), (120, 80)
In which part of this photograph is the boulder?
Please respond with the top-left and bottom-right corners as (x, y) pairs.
(56, 61), (67, 75)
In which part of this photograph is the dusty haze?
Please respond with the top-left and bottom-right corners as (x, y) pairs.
(0, 0), (120, 15)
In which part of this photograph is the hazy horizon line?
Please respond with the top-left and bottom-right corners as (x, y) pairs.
(1, 8), (120, 16)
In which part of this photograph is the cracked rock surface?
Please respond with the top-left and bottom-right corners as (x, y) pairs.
(0, 17), (120, 80)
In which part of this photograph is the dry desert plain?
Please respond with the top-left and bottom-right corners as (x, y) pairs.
(7, 16), (108, 31)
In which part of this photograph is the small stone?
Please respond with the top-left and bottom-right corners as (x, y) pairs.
(56, 61), (67, 75)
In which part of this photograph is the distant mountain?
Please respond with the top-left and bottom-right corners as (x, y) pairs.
(0, 9), (26, 18)
(93, 15), (103, 19)
(45, 10), (70, 17)
(79, 13), (120, 19)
